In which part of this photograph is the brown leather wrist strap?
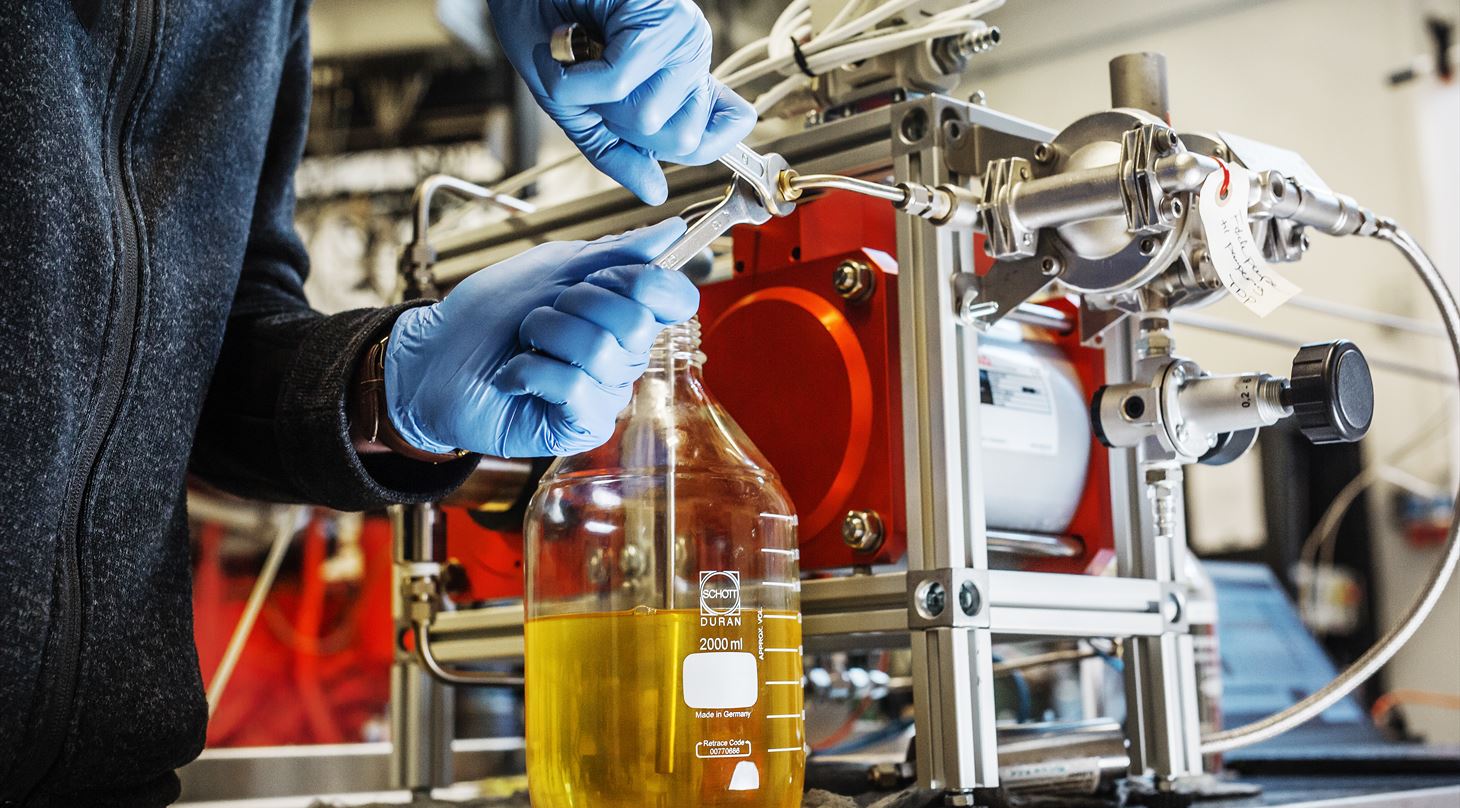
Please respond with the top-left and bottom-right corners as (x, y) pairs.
(349, 335), (467, 464)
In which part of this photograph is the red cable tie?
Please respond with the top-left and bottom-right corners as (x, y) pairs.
(1217, 158), (1231, 202)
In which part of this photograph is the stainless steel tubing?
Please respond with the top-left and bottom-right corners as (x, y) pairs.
(987, 528), (1084, 558)
(1202, 223), (1460, 753)
(785, 172), (908, 203)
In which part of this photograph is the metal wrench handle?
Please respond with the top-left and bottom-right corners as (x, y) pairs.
(654, 180), (773, 272)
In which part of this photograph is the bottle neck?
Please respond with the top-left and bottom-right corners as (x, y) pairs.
(647, 316), (706, 375)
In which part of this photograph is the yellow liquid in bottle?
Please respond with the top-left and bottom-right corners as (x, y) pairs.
(525, 608), (805, 808)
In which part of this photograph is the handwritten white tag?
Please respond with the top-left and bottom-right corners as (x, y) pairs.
(1198, 163), (1300, 317)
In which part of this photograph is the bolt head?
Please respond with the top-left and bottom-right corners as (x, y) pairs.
(1154, 127), (1177, 155)
(1033, 142), (1054, 164)
(842, 510), (884, 553)
(969, 89), (988, 106)
(958, 581), (980, 616)
(620, 543), (647, 578)
(1039, 255), (1061, 276)
(1139, 237), (1157, 256)
(1164, 592), (1185, 623)
(833, 260), (875, 303)
(922, 581), (947, 617)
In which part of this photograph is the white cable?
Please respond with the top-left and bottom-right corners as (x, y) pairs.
(725, 0), (1002, 87)
(487, 0), (1005, 205)
(1297, 465), (1449, 628)
(1297, 399), (1455, 585)
(1317, 467), (1446, 574)
(754, 75), (810, 114)
(1203, 224), (1460, 754)
(206, 508), (302, 717)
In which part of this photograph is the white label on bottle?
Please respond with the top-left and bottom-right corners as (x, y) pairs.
(1198, 163), (1300, 317)
(978, 343), (1058, 456)
(728, 761), (761, 791)
(683, 652), (759, 709)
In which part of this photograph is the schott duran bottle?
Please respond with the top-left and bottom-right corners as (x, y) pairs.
(523, 317), (804, 808)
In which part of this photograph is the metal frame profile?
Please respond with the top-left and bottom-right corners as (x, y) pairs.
(391, 95), (1213, 801)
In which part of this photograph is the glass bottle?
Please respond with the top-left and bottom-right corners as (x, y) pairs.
(523, 317), (805, 808)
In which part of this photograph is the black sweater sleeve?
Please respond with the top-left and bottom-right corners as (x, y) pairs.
(189, 13), (476, 509)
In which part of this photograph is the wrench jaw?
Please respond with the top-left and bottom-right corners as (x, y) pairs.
(653, 179), (776, 272)
(719, 146), (796, 218)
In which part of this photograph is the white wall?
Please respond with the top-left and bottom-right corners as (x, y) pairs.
(965, 0), (1459, 742)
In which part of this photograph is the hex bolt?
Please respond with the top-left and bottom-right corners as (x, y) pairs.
(1159, 196), (1184, 222)
(841, 509), (885, 554)
(1033, 142), (1054, 164)
(1040, 255), (1062, 276)
(1139, 237), (1157, 256)
(832, 260), (876, 303)
(922, 581), (947, 618)
(958, 580), (980, 616)
(968, 89), (988, 106)
(620, 543), (647, 578)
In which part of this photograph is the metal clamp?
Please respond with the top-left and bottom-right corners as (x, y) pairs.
(977, 157), (1037, 260)
(1118, 124), (1182, 236)
(907, 568), (991, 629)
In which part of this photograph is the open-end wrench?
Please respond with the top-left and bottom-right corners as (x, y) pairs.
(718, 143), (795, 217)
(654, 178), (775, 272)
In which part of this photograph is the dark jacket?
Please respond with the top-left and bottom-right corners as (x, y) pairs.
(0, 1), (476, 805)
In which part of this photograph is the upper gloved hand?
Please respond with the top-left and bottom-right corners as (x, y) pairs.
(487, 0), (755, 205)
(383, 219), (699, 458)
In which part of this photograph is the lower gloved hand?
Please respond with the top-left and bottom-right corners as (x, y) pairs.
(487, 0), (755, 205)
(383, 219), (698, 458)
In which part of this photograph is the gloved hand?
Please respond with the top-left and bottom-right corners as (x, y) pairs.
(487, 0), (755, 205)
(383, 219), (698, 458)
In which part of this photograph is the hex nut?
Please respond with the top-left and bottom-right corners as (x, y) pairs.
(842, 509), (885, 554)
(833, 260), (876, 303)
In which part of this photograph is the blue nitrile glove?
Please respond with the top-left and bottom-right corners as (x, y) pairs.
(487, 0), (756, 205)
(383, 219), (699, 458)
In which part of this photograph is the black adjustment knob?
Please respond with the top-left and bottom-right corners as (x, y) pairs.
(1288, 340), (1374, 444)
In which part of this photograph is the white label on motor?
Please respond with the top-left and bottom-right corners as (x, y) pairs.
(1000, 756), (1103, 793)
(683, 652), (759, 710)
(1198, 162), (1300, 317)
(978, 344), (1058, 456)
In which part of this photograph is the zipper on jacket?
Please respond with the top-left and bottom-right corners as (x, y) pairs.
(5, 0), (157, 801)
